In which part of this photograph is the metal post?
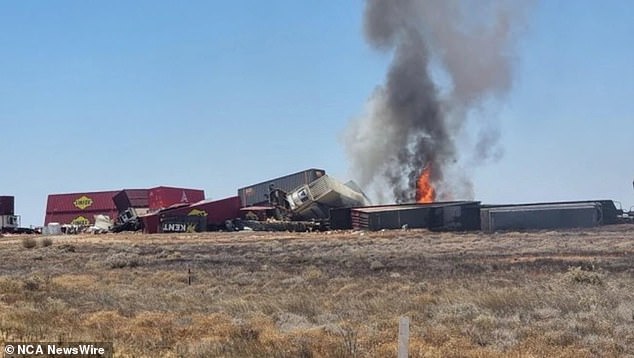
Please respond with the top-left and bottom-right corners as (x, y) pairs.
(398, 316), (409, 358)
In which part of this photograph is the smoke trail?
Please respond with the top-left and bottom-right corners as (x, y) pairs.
(346, 0), (528, 203)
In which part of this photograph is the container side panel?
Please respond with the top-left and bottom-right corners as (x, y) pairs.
(329, 207), (353, 230)
(358, 204), (487, 231)
(148, 187), (205, 210)
(159, 216), (206, 233)
(489, 206), (600, 231)
(44, 210), (118, 225)
(113, 189), (149, 212)
(141, 214), (161, 234)
(159, 196), (241, 228)
(46, 191), (120, 213)
(237, 169), (325, 207)
(0, 196), (15, 215)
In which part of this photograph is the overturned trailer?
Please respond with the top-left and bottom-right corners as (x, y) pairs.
(286, 175), (370, 220)
(113, 189), (149, 212)
(238, 169), (326, 207)
(141, 196), (241, 234)
(233, 175), (370, 231)
(111, 189), (150, 232)
(111, 186), (206, 232)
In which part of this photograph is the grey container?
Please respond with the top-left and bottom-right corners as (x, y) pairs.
(0, 196), (15, 215)
(482, 200), (618, 225)
(481, 202), (602, 232)
(237, 168), (325, 207)
(287, 175), (370, 220)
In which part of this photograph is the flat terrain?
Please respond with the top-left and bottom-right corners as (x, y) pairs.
(1, 226), (634, 357)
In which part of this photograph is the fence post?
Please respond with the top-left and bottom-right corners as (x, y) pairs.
(398, 316), (409, 358)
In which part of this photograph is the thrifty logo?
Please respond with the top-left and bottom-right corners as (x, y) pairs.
(71, 216), (90, 226)
(73, 195), (93, 210)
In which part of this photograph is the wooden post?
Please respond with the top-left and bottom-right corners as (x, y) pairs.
(398, 316), (410, 358)
(188, 266), (192, 285)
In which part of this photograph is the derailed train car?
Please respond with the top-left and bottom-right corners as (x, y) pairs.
(330, 199), (620, 232)
(45, 191), (120, 226)
(336, 201), (482, 231)
(238, 169), (326, 207)
(286, 175), (371, 220)
(141, 196), (241, 234)
(480, 200), (618, 232)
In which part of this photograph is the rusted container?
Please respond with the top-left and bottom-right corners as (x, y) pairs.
(113, 189), (149, 212)
(237, 168), (325, 207)
(46, 191), (120, 213)
(140, 212), (161, 234)
(162, 196), (240, 229)
(0, 196), (15, 215)
(351, 201), (481, 231)
(44, 210), (119, 226)
(142, 196), (240, 233)
(148, 186), (205, 211)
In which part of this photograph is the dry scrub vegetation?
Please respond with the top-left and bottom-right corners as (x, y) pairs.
(1, 226), (634, 357)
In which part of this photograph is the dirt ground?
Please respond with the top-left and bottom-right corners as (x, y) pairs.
(1, 225), (634, 357)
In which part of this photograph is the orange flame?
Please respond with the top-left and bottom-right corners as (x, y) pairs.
(416, 164), (435, 203)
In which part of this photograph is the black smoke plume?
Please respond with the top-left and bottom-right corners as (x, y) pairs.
(346, 0), (528, 203)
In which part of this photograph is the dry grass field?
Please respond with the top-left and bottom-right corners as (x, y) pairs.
(1, 225), (634, 357)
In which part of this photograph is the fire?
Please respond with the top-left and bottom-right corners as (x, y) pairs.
(416, 164), (435, 203)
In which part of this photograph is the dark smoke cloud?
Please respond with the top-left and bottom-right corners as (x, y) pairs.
(345, 0), (528, 203)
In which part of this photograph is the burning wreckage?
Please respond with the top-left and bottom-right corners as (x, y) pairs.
(105, 168), (632, 234)
(37, 165), (633, 235)
(26, 2), (633, 236)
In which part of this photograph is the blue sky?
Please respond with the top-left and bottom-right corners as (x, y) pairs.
(1, 1), (633, 226)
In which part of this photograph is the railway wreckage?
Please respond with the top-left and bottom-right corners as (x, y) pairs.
(135, 174), (371, 233)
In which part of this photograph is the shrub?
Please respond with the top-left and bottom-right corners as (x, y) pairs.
(40, 237), (53, 247)
(105, 252), (142, 269)
(57, 244), (76, 253)
(565, 266), (603, 285)
(22, 237), (37, 249)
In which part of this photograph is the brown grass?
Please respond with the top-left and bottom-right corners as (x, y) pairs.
(0, 226), (634, 356)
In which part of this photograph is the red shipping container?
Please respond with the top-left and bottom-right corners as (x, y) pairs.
(148, 186), (205, 211)
(142, 196), (240, 233)
(161, 196), (240, 226)
(45, 210), (119, 225)
(140, 212), (161, 234)
(46, 191), (120, 213)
